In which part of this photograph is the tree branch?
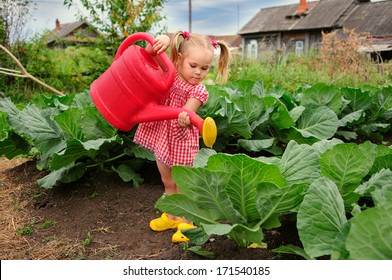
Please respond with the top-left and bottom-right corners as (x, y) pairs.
(0, 44), (64, 96)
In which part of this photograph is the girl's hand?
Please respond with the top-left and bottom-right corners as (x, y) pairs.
(178, 111), (191, 128)
(152, 35), (171, 54)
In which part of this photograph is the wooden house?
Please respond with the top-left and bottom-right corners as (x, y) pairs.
(238, 0), (392, 61)
(45, 19), (100, 48)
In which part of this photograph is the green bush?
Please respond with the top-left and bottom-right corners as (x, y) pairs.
(0, 36), (112, 104)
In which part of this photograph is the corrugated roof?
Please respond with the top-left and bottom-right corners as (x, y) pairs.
(343, 1), (392, 36)
(238, 0), (356, 35)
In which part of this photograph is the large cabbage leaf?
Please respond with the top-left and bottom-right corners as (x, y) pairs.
(320, 142), (376, 205)
(297, 177), (347, 258)
(346, 203), (392, 259)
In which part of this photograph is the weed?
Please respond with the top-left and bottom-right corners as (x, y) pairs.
(90, 191), (99, 198)
(41, 220), (56, 229)
(16, 219), (39, 235)
(15, 226), (33, 236)
(82, 231), (93, 247)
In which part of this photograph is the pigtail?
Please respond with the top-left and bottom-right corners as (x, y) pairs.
(215, 41), (231, 84)
(170, 31), (184, 67)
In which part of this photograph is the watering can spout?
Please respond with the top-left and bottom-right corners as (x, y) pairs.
(90, 32), (217, 148)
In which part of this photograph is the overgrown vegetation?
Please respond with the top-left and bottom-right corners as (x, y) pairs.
(0, 38), (112, 104)
(213, 29), (391, 91)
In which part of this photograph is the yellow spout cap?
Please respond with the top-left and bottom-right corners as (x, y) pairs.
(202, 117), (217, 148)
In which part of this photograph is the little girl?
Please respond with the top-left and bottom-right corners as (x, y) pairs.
(134, 31), (231, 243)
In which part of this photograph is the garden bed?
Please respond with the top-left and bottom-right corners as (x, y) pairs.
(0, 158), (302, 260)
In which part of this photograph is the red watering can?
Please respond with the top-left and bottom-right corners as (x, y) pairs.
(90, 32), (217, 147)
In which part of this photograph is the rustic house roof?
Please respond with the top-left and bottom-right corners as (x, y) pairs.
(238, 0), (319, 34)
(239, 0), (392, 36)
(45, 20), (99, 46)
(238, 0), (366, 34)
(292, 0), (355, 30)
(343, 1), (392, 36)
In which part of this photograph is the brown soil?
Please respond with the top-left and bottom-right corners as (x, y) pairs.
(0, 158), (303, 260)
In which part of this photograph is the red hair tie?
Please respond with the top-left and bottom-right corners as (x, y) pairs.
(210, 37), (218, 49)
(182, 31), (190, 40)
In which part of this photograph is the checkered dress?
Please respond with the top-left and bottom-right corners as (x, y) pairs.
(134, 74), (208, 167)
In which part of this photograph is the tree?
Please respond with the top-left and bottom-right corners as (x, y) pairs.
(64, 0), (167, 47)
(0, 0), (35, 47)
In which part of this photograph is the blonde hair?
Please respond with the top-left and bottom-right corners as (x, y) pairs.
(169, 31), (231, 84)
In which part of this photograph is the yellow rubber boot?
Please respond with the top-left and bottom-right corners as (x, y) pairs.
(172, 223), (197, 243)
(149, 213), (182, 231)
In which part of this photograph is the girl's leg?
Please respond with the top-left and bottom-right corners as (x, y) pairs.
(156, 160), (179, 195)
(155, 160), (192, 224)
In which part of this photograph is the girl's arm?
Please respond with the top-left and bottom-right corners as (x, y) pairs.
(145, 34), (170, 55)
(145, 34), (171, 71)
(178, 98), (203, 128)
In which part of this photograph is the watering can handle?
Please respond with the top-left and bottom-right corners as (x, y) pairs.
(113, 32), (174, 86)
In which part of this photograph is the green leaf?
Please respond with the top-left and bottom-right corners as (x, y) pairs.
(371, 183), (392, 206)
(300, 83), (344, 114)
(295, 105), (339, 139)
(55, 108), (84, 140)
(251, 79), (265, 97)
(82, 107), (117, 140)
(341, 87), (375, 112)
(346, 203), (392, 259)
(339, 110), (363, 127)
(356, 168), (392, 197)
(270, 99), (295, 129)
(289, 106), (305, 122)
(0, 111), (10, 141)
(193, 148), (217, 167)
(0, 132), (31, 159)
(8, 104), (65, 156)
(129, 145), (155, 161)
(297, 177), (347, 258)
(312, 138), (343, 155)
(224, 100), (252, 139)
(155, 194), (223, 225)
(187, 246), (215, 259)
(237, 138), (274, 152)
(320, 142), (376, 200)
(255, 183), (305, 227)
(38, 163), (87, 189)
(234, 94), (265, 123)
(184, 227), (211, 246)
(272, 245), (315, 260)
(278, 140), (320, 185)
(112, 163), (143, 186)
(50, 136), (122, 170)
(0, 98), (21, 121)
(358, 123), (390, 136)
(172, 166), (245, 224)
(335, 130), (358, 141)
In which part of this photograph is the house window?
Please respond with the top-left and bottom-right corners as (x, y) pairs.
(295, 40), (304, 56)
(248, 40), (258, 59)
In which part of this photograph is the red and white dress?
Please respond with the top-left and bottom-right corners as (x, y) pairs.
(134, 74), (208, 167)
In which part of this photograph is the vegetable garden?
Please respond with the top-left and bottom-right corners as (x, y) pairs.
(1, 79), (391, 259)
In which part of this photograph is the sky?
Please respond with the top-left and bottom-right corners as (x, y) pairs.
(28, 0), (384, 37)
(28, 0), (300, 36)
